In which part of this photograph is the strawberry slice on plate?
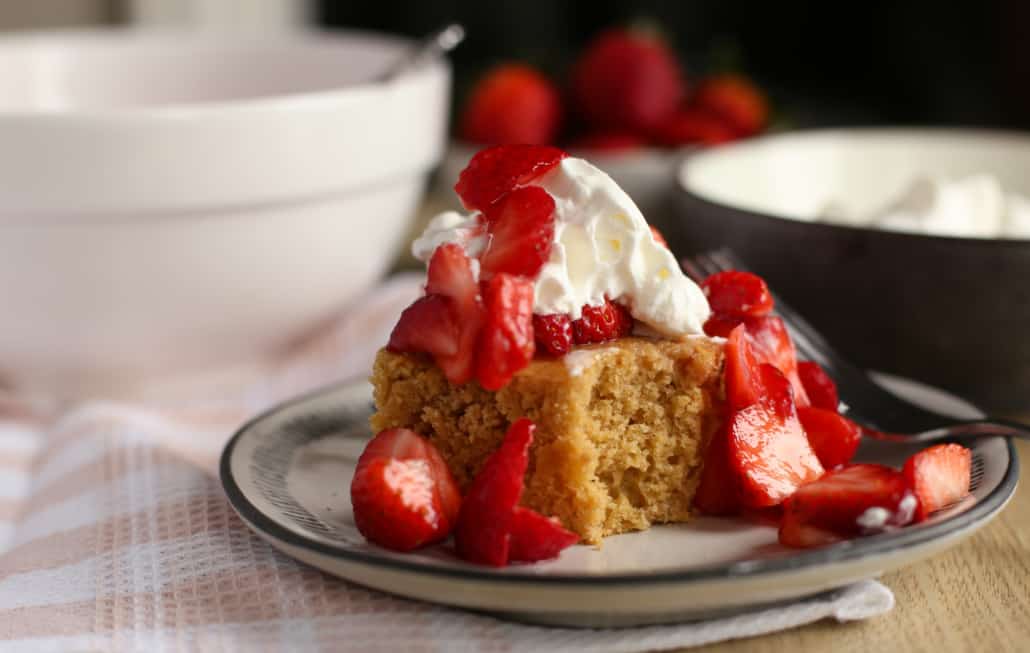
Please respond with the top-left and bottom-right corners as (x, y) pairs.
(508, 506), (579, 563)
(476, 273), (535, 391)
(724, 324), (765, 412)
(455, 418), (534, 566)
(797, 361), (840, 412)
(797, 406), (862, 470)
(701, 270), (774, 318)
(350, 428), (462, 552)
(480, 185), (556, 279)
(572, 298), (634, 345)
(743, 315), (811, 407)
(779, 463), (917, 548)
(454, 144), (567, 213)
(454, 418), (579, 566)
(727, 363), (824, 508)
(903, 444), (972, 521)
(693, 424), (743, 516)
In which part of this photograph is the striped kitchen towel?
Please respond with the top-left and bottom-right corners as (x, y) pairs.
(0, 274), (893, 652)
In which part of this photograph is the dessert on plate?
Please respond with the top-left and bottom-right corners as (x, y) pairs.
(351, 145), (973, 566)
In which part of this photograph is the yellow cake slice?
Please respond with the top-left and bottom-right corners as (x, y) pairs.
(370, 336), (724, 545)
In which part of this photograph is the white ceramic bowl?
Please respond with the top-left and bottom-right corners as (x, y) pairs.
(0, 29), (450, 395)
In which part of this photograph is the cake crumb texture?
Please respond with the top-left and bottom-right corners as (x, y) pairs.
(370, 337), (724, 544)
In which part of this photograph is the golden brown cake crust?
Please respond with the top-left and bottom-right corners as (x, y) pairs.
(370, 336), (724, 544)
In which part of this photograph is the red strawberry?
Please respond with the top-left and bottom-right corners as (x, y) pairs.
(533, 313), (573, 357)
(571, 29), (686, 134)
(797, 361), (840, 412)
(508, 506), (579, 563)
(902, 444), (972, 522)
(724, 324), (764, 412)
(653, 108), (737, 147)
(649, 225), (668, 248)
(454, 144), (567, 213)
(350, 428), (462, 552)
(694, 424), (742, 516)
(779, 463), (917, 548)
(480, 185), (556, 278)
(569, 131), (646, 153)
(476, 273), (535, 391)
(797, 406), (862, 470)
(701, 270), (774, 318)
(455, 418), (532, 566)
(744, 315), (811, 407)
(460, 64), (563, 147)
(388, 295), (460, 358)
(728, 363), (824, 507)
(572, 298), (634, 345)
(425, 244), (486, 383)
(694, 74), (769, 137)
(703, 313), (741, 339)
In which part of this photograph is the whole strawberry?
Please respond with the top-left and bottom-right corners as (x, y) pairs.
(571, 29), (686, 135)
(693, 74), (769, 137)
(460, 64), (563, 146)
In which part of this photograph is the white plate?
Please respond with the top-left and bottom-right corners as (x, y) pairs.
(221, 375), (1018, 627)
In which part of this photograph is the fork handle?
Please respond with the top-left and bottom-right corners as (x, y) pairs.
(906, 418), (1030, 444)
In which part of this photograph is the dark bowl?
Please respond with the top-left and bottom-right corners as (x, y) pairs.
(669, 128), (1030, 413)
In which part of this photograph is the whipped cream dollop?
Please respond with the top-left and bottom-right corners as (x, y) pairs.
(820, 174), (1030, 239)
(413, 157), (711, 337)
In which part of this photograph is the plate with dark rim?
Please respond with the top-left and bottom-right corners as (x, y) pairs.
(220, 374), (1018, 627)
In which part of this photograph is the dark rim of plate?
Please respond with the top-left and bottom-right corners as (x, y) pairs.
(220, 379), (1019, 587)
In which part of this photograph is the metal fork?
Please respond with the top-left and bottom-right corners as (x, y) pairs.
(682, 249), (1030, 443)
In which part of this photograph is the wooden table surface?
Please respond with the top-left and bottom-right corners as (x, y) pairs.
(695, 438), (1030, 653)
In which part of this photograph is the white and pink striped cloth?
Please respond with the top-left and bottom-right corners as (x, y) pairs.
(0, 274), (893, 652)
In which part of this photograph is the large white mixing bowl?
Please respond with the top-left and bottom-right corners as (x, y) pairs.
(0, 29), (449, 395)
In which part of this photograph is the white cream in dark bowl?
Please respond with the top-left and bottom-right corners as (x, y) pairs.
(673, 128), (1030, 413)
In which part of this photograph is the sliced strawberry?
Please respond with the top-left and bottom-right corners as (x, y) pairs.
(426, 244), (486, 383)
(797, 406), (862, 470)
(387, 295), (460, 358)
(902, 444), (972, 522)
(744, 315), (811, 407)
(797, 361), (840, 412)
(728, 364), (824, 508)
(454, 144), (567, 213)
(476, 273), (535, 391)
(724, 324), (764, 412)
(703, 313), (742, 339)
(694, 424), (743, 516)
(350, 428), (461, 552)
(459, 64), (563, 147)
(533, 313), (573, 357)
(426, 243), (478, 301)
(508, 506), (579, 562)
(650, 225), (668, 248)
(572, 298), (634, 345)
(779, 463), (917, 548)
(480, 185), (556, 279)
(455, 418), (534, 566)
(701, 270), (774, 318)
